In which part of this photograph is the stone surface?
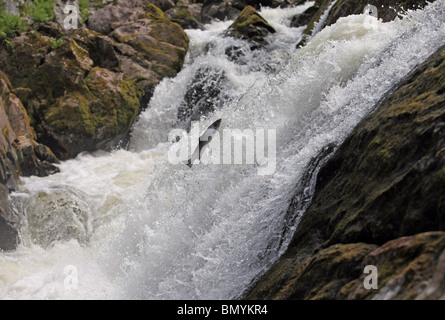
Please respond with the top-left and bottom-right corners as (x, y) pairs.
(297, 0), (437, 47)
(225, 5), (276, 48)
(244, 45), (445, 300)
(1, 70), (59, 251)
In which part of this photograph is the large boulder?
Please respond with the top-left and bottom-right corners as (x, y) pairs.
(1, 70), (59, 251)
(177, 66), (227, 125)
(40, 66), (142, 159)
(245, 45), (445, 300)
(88, 1), (189, 107)
(0, 30), (142, 159)
(225, 5), (276, 48)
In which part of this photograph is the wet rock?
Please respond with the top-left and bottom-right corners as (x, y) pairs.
(225, 5), (276, 48)
(0, 69), (59, 180)
(24, 192), (90, 249)
(290, 5), (319, 28)
(244, 45), (445, 300)
(324, 0), (437, 27)
(0, 70), (59, 252)
(0, 28), (144, 160)
(0, 213), (19, 252)
(1, 1), (189, 160)
(168, 1), (203, 23)
(40, 66), (142, 159)
(72, 27), (120, 70)
(177, 66), (227, 125)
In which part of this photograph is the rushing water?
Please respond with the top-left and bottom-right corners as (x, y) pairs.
(1, 2), (444, 300)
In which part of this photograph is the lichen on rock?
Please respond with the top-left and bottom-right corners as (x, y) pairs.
(225, 5), (276, 48)
(245, 45), (445, 300)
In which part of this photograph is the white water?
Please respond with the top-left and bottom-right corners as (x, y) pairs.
(1, 2), (444, 300)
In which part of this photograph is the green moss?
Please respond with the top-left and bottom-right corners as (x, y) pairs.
(79, 0), (89, 23)
(229, 6), (275, 33)
(143, 2), (165, 20)
(46, 92), (96, 137)
(117, 77), (142, 131)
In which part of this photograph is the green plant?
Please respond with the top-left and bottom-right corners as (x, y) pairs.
(49, 36), (64, 50)
(26, 0), (55, 25)
(0, 1), (27, 41)
(79, 0), (89, 23)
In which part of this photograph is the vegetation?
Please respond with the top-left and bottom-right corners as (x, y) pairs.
(0, 1), (27, 41)
(79, 0), (89, 23)
(49, 36), (64, 50)
(25, 0), (55, 25)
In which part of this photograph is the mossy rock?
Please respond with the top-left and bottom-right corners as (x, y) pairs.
(225, 5), (276, 47)
(109, 3), (189, 84)
(244, 45), (445, 300)
(41, 67), (142, 159)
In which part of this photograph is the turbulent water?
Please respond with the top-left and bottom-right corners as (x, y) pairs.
(1, 2), (444, 300)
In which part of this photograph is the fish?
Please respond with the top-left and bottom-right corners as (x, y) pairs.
(186, 118), (222, 168)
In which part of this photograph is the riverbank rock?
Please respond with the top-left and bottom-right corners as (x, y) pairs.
(244, 45), (445, 300)
(1, 70), (59, 251)
(88, 1), (189, 108)
(24, 191), (90, 249)
(225, 5), (276, 48)
(0, 1), (189, 159)
(0, 214), (18, 251)
(0, 30), (143, 159)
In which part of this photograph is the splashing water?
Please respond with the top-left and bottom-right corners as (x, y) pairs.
(1, 2), (444, 299)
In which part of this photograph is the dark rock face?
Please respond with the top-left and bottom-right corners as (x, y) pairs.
(0, 214), (18, 252)
(296, 0), (437, 47)
(1, 70), (59, 251)
(290, 5), (319, 28)
(244, 46), (445, 300)
(177, 67), (227, 125)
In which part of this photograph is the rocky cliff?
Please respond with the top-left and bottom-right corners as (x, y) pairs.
(245, 44), (445, 300)
(0, 0), (190, 250)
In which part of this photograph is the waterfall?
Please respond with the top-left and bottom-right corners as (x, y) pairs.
(0, 1), (444, 300)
